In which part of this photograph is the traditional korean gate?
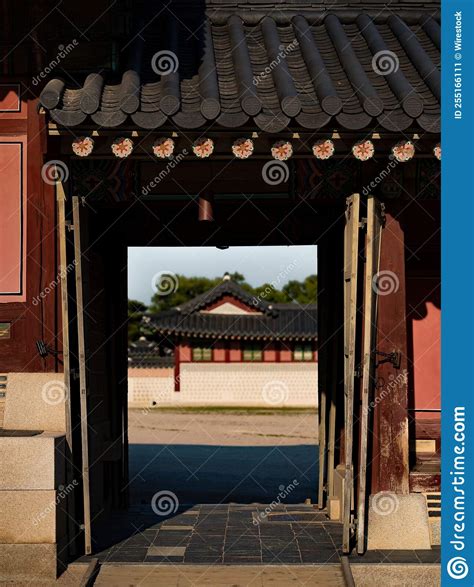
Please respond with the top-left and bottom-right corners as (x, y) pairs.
(342, 194), (384, 554)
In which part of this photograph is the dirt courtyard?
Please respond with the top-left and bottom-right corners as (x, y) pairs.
(127, 409), (319, 505)
(128, 408), (319, 445)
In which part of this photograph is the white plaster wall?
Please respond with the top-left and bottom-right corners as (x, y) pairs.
(128, 374), (175, 408)
(128, 363), (318, 408)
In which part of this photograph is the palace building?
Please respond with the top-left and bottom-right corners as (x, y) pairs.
(128, 275), (318, 407)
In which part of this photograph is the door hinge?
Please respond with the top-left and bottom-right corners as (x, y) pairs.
(375, 350), (401, 369)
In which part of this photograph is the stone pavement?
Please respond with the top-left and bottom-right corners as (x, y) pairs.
(81, 504), (343, 565)
(93, 564), (346, 586)
(79, 503), (440, 567)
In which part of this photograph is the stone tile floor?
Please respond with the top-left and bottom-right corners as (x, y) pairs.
(79, 504), (440, 565)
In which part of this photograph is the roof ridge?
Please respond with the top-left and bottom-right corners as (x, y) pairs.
(177, 278), (273, 315)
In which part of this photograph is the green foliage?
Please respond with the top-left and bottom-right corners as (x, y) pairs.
(128, 299), (147, 343)
(283, 274), (318, 304)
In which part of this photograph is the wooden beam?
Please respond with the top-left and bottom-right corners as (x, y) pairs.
(57, 181), (72, 451)
(72, 196), (92, 555)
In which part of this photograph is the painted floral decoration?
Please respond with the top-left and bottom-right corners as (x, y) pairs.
(232, 138), (254, 159)
(312, 139), (335, 160)
(192, 138), (214, 158)
(153, 137), (175, 159)
(434, 143), (441, 161)
(111, 137), (134, 158)
(72, 136), (94, 157)
(391, 140), (415, 162)
(271, 140), (293, 161)
(352, 140), (375, 161)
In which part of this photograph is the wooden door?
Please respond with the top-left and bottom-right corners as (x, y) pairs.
(357, 197), (384, 553)
(72, 196), (92, 555)
(342, 194), (361, 553)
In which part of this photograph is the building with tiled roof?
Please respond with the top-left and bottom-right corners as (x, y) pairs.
(128, 275), (318, 407)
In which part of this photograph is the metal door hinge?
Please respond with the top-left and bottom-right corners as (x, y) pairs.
(375, 350), (401, 369)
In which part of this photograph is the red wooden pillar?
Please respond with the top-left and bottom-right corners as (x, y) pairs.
(371, 210), (410, 494)
(175, 340), (191, 392)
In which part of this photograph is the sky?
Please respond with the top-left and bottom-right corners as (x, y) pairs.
(128, 246), (318, 304)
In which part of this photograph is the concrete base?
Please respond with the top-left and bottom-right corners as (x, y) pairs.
(0, 490), (67, 543)
(429, 518), (441, 546)
(367, 493), (431, 550)
(0, 432), (66, 490)
(351, 564), (440, 587)
(3, 372), (66, 432)
(0, 543), (66, 582)
(327, 496), (341, 521)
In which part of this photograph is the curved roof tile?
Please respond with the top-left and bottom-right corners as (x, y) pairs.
(40, 12), (440, 133)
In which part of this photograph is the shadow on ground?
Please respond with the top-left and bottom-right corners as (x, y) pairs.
(129, 443), (319, 505)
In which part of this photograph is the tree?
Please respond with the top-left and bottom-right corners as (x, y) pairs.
(128, 299), (148, 342)
(282, 274), (318, 304)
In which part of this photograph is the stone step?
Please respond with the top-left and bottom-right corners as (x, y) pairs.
(0, 543), (66, 582)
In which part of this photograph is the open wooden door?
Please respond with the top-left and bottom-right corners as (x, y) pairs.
(72, 196), (92, 555)
(357, 196), (384, 553)
(342, 194), (361, 553)
(342, 194), (384, 553)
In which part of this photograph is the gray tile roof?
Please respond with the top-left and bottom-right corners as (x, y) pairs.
(40, 9), (439, 133)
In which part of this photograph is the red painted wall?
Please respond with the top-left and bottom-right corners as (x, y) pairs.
(0, 89), (59, 372)
(229, 341), (241, 362)
(263, 344), (277, 362)
(213, 342), (226, 362)
(177, 341), (192, 361)
(407, 278), (441, 421)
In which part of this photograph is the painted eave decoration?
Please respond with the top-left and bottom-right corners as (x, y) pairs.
(232, 138), (254, 159)
(39, 12), (440, 134)
(271, 140), (293, 161)
(391, 140), (415, 162)
(312, 139), (335, 160)
(70, 136), (439, 160)
(192, 137), (214, 158)
(153, 137), (175, 159)
(111, 137), (134, 158)
(352, 140), (375, 161)
(72, 136), (94, 157)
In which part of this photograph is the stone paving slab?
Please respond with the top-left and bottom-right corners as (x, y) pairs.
(94, 564), (346, 586)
